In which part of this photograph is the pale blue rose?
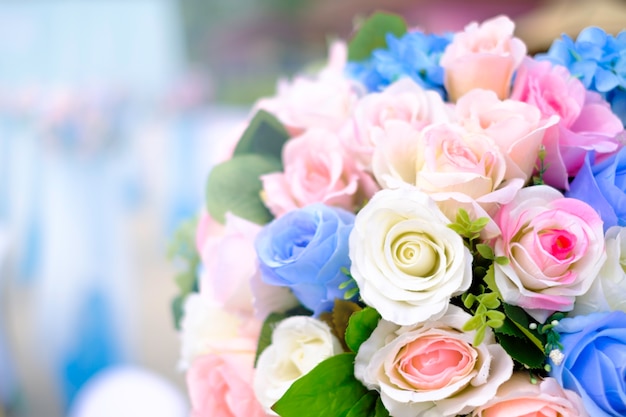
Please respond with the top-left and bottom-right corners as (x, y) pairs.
(255, 204), (355, 315)
(566, 148), (626, 231)
(550, 311), (626, 416)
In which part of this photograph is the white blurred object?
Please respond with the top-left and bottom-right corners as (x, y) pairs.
(68, 366), (188, 417)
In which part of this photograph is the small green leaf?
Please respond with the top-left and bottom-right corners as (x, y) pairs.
(233, 109), (290, 160)
(457, 208), (471, 225)
(272, 353), (369, 417)
(474, 325), (487, 346)
(480, 293), (501, 309)
(206, 154), (282, 224)
(463, 314), (483, 331)
(348, 12), (407, 61)
(476, 244), (494, 260)
(495, 256), (510, 266)
(462, 293), (476, 309)
(468, 217), (490, 232)
(171, 294), (185, 330)
(345, 307), (381, 353)
(447, 223), (466, 235)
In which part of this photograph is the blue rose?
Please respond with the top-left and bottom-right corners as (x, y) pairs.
(566, 147), (626, 231)
(550, 311), (626, 416)
(255, 203), (355, 315)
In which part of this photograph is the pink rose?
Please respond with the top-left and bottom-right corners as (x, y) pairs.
(196, 211), (297, 318)
(455, 89), (558, 182)
(440, 15), (526, 101)
(372, 120), (523, 237)
(493, 185), (606, 322)
(511, 58), (623, 189)
(254, 41), (360, 136)
(343, 77), (452, 169)
(471, 373), (588, 416)
(261, 128), (378, 217)
(187, 352), (268, 417)
(355, 305), (513, 417)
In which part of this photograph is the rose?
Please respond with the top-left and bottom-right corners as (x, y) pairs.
(254, 41), (359, 136)
(255, 203), (355, 315)
(455, 89), (558, 182)
(567, 147), (626, 231)
(372, 121), (523, 238)
(493, 185), (606, 322)
(440, 15), (526, 101)
(349, 188), (471, 325)
(178, 293), (261, 369)
(355, 305), (513, 417)
(187, 352), (268, 417)
(471, 373), (588, 417)
(196, 212), (298, 318)
(510, 57), (623, 189)
(261, 128), (378, 218)
(572, 226), (626, 315)
(253, 316), (342, 415)
(550, 311), (626, 416)
(342, 77), (452, 169)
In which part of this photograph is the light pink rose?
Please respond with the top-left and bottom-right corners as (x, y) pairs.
(254, 41), (360, 136)
(261, 128), (378, 217)
(196, 211), (298, 318)
(372, 121), (523, 237)
(511, 57), (623, 189)
(187, 352), (268, 417)
(493, 185), (606, 322)
(355, 305), (513, 417)
(342, 77), (452, 169)
(471, 373), (588, 417)
(455, 89), (558, 182)
(440, 15), (526, 101)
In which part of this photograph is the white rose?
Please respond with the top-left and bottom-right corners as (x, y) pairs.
(349, 188), (472, 325)
(355, 305), (514, 417)
(178, 293), (259, 369)
(573, 226), (626, 315)
(253, 316), (343, 415)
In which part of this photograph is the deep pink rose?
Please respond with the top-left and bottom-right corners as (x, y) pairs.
(471, 373), (588, 416)
(187, 353), (268, 417)
(261, 128), (378, 217)
(493, 185), (606, 322)
(511, 57), (623, 189)
(440, 15), (526, 101)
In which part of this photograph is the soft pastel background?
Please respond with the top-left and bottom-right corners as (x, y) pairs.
(0, 0), (624, 416)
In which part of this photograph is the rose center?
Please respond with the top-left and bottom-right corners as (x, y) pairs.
(442, 138), (479, 169)
(395, 336), (475, 391)
(538, 228), (576, 261)
(391, 232), (438, 276)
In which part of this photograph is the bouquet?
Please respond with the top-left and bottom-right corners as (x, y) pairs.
(170, 12), (626, 417)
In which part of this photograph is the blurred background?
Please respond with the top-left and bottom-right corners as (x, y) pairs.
(0, 0), (624, 416)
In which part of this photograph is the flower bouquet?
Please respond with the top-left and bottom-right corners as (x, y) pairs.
(170, 12), (626, 417)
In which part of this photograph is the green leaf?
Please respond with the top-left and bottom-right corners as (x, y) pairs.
(348, 12), (407, 61)
(496, 332), (546, 369)
(171, 294), (186, 330)
(272, 353), (369, 417)
(494, 317), (526, 338)
(346, 391), (378, 417)
(345, 307), (381, 353)
(206, 154), (281, 224)
(374, 397), (390, 417)
(476, 244), (494, 260)
(233, 109), (290, 160)
(502, 304), (546, 354)
(457, 208), (471, 225)
(463, 314), (483, 331)
(468, 217), (490, 232)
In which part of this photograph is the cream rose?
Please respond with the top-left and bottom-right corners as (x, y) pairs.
(573, 226), (626, 315)
(253, 316), (342, 415)
(349, 188), (471, 326)
(355, 305), (513, 417)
